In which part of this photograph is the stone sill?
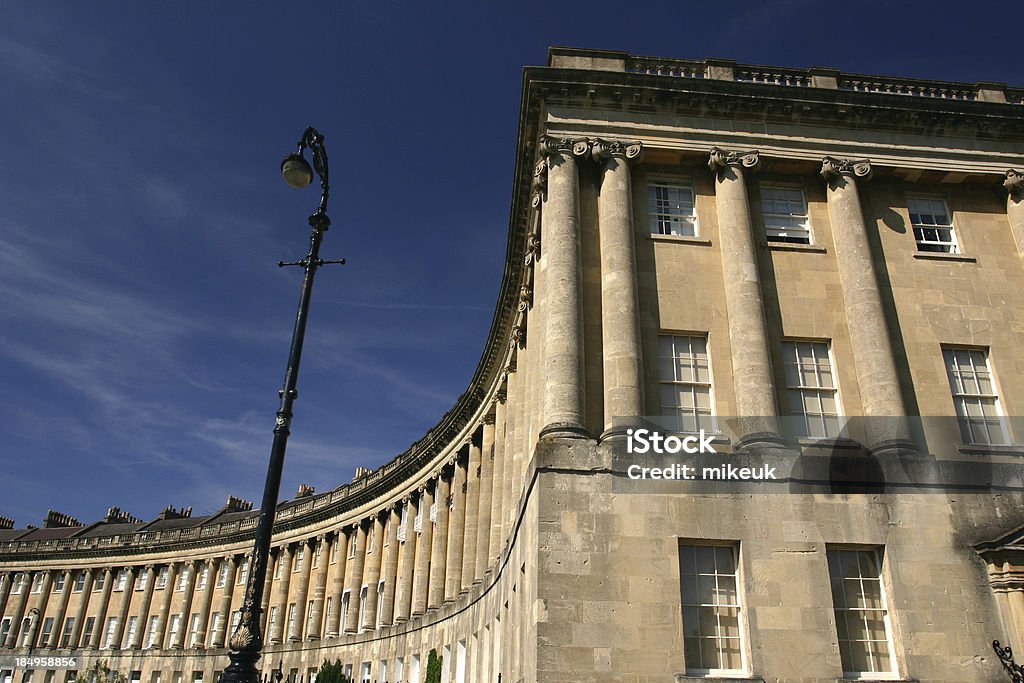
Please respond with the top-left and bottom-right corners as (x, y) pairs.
(649, 234), (713, 246)
(959, 444), (1024, 456)
(674, 676), (764, 683)
(912, 251), (977, 263)
(763, 241), (827, 254)
(798, 437), (865, 451)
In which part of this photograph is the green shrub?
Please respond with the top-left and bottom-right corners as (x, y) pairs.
(314, 659), (351, 683)
(71, 661), (127, 683)
(424, 648), (443, 683)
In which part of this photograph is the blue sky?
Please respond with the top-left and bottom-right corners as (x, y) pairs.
(0, 1), (1017, 526)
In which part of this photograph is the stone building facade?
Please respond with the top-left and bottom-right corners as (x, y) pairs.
(4, 47), (1024, 682)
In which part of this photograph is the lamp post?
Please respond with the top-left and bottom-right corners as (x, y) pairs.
(221, 127), (343, 683)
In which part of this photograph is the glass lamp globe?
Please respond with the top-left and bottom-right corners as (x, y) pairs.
(281, 153), (313, 188)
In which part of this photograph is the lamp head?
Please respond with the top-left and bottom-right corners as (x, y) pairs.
(280, 153), (313, 188)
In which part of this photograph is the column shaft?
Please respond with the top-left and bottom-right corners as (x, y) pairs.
(489, 395), (508, 564)
(595, 143), (645, 433)
(446, 458), (467, 600)
(822, 157), (911, 451)
(342, 524), (367, 633)
(46, 571), (74, 648)
(212, 556), (238, 647)
(307, 537), (331, 639)
(68, 569), (95, 648)
(475, 418), (495, 581)
(128, 567), (156, 649)
(270, 546), (293, 643)
(4, 573), (31, 647)
(31, 571), (55, 649)
(1004, 170), (1024, 254)
(88, 569), (115, 649)
(411, 486), (434, 617)
(326, 530), (349, 637)
(289, 541), (313, 641)
(394, 497), (418, 622)
(379, 506), (401, 626)
(360, 516), (385, 630)
(539, 141), (586, 437)
(462, 434), (481, 588)
(171, 562), (197, 649)
(259, 551), (276, 636)
(428, 474), (451, 608)
(111, 567), (136, 649)
(192, 561), (216, 648)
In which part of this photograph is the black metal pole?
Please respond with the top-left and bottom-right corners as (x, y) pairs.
(221, 128), (332, 683)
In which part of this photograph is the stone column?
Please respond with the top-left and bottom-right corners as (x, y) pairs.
(462, 432), (481, 590)
(307, 536), (332, 640)
(342, 523), (367, 633)
(68, 569), (95, 648)
(475, 415), (496, 582)
(394, 495), (418, 623)
(538, 136), (589, 438)
(379, 504), (402, 626)
(191, 560), (216, 648)
(212, 556), (238, 647)
(289, 540), (314, 641)
(0, 573), (10, 630)
(3, 572), (31, 648)
(171, 561), (196, 649)
(708, 147), (781, 446)
(593, 139), (646, 436)
(326, 529), (349, 637)
(360, 514), (385, 630)
(270, 545), (293, 643)
(411, 484), (434, 617)
(259, 551), (276, 636)
(128, 566), (156, 649)
(111, 567), (137, 649)
(1003, 170), (1024, 255)
(489, 391), (508, 564)
(88, 569), (114, 649)
(428, 470), (452, 609)
(446, 454), (468, 600)
(821, 156), (913, 453)
(45, 570), (73, 648)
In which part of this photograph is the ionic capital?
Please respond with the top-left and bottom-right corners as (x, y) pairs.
(708, 147), (760, 175)
(483, 412), (496, 426)
(591, 138), (643, 164)
(821, 156), (872, 183)
(1004, 169), (1024, 201)
(538, 135), (591, 161)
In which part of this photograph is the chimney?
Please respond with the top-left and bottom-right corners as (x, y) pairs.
(224, 496), (254, 512)
(157, 505), (193, 520)
(0, 516), (15, 530)
(353, 467), (371, 481)
(104, 506), (142, 524)
(42, 510), (82, 528)
(295, 484), (315, 498)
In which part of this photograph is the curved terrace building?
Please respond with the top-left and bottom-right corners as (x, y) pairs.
(5, 47), (1024, 682)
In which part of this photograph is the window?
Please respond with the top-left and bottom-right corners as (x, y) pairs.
(383, 518), (390, 547)
(187, 613), (201, 648)
(156, 567), (168, 589)
(216, 562), (229, 588)
(197, 566), (209, 590)
(358, 586), (367, 632)
(907, 196), (957, 253)
(53, 574), (65, 592)
(145, 615), (160, 648)
(124, 616), (138, 649)
(376, 581), (385, 628)
(39, 618), (54, 646)
(267, 607), (277, 637)
(286, 604), (296, 638)
(761, 185), (811, 244)
(398, 504), (409, 543)
(136, 570), (148, 592)
(60, 617), (74, 648)
(314, 542), (322, 568)
(11, 573), (25, 594)
(176, 568), (190, 592)
(340, 591), (351, 632)
(93, 573), (105, 592)
(827, 548), (897, 678)
(238, 558), (250, 584)
(658, 334), (714, 432)
(324, 597), (333, 635)
(208, 614), (221, 648)
(782, 340), (841, 438)
(294, 547), (304, 573)
(230, 610), (241, 634)
(275, 558), (283, 579)
(943, 347), (1009, 445)
(367, 527), (375, 554)
(306, 601), (315, 635)
(114, 570), (127, 592)
(429, 501), (438, 523)
(81, 617), (95, 647)
(167, 615), (180, 645)
(192, 672), (203, 683)
(73, 572), (85, 592)
(129, 673), (141, 683)
(648, 180), (697, 236)
(329, 542), (338, 565)
(349, 533), (358, 559)
(102, 617), (118, 649)
(0, 617), (11, 644)
(679, 544), (743, 674)
(31, 574), (43, 593)
(414, 504), (423, 534)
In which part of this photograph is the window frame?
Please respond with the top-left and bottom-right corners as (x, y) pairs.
(942, 346), (1010, 446)
(759, 183), (813, 245)
(657, 333), (716, 434)
(781, 339), (844, 440)
(647, 177), (699, 237)
(678, 541), (748, 677)
(826, 546), (900, 680)
(906, 195), (959, 254)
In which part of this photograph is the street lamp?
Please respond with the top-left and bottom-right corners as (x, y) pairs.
(221, 127), (343, 683)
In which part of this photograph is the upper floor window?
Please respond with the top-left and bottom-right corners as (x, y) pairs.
(658, 334), (714, 433)
(54, 573), (66, 592)
(943, 347), (1009, 446)
(294, 547), (304, 573)
(648, 180), (697, 237)
(782, 340), (841, 439)
(176, 567), (190, 592)
(760, 186), (811, 244)
(10, 573), (25, 594)
(114, 570), (128, 592)
(679, 543), (744, 675)
(827, 548), (897, 678)
(31, 574), (44, 593)
(907, 196), (958, 253)
(239, 558), (250, 584)
(349, 532), (358, 559)
(135, 570), (148, 592)
(156, 567), (168, 589)
(216, 562), (229, 588)
(73, 572), (86, 592)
